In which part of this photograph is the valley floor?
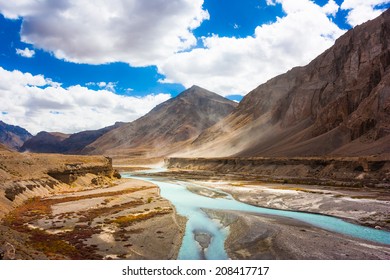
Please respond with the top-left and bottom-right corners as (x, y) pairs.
(154, 169), (390, 231)
(127, 167), (390, 260)
(0, 178), (185, 260)
(1, 165), (389, 260)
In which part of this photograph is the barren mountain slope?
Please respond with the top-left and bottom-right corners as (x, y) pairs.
(185, 9), (390, 158)
(83, 85), (237, 157)
(0, 121), (32, 150)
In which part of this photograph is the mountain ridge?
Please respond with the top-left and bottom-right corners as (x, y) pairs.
(182, 9), (390, 158)
(0, 121), (32, 150)
(83, 85), (237, 157)
(20, 122), (125, 154)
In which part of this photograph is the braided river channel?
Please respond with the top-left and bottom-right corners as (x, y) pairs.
(122, 172), (390, 260)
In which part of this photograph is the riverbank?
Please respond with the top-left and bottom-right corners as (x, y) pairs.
(165, 156), (390, 188)
(0, 178), (185, 259)
(204, 209), (390, 259)
(148, 169), (390, 231)
(124, 171), (390, 260)
(193, 181), (390, 231)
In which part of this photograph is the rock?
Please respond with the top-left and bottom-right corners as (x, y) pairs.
(113, 170), (121, 179)
(194, 232), (212, 249)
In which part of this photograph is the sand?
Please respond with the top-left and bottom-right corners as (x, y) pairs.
(204, 209), (390, 260)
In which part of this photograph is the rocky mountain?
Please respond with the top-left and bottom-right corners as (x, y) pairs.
(19, 131), (69, 153)
(83, 85), (237, 157)
(0, 121), (32, 150)
(20, 122), (124, 154)
(185, 9), (390, 158)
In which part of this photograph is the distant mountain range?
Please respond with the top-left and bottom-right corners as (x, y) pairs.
(19, 86), (237, 157)
(0, 121), (32, 150)
(20, 122), (125, 154)
(2, 10), (389, 159)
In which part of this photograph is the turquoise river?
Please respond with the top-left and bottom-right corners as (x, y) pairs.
(122, 172), (390, 260)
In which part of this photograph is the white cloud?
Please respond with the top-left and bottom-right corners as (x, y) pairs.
(96, 81), (117, 92)
(1, 0), (387, 98)
(266, 0), (277, 6)
(85, 81), (118, 92)
(158, 0), (345, 96)
(0, 67), (171, 134)
(97, 82), (106, 88)
(322, 0), (339, 16)
(15, 47), (35, 58)
(341, 0), (389, 26)
(0, 0), (209, 66)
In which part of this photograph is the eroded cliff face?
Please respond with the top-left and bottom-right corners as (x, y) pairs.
(166, 156), (390, 187)
(0, 147), (118, 218)
(187, 10), (390, 158)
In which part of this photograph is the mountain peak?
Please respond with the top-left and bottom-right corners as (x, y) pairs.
(177, 85), (232, 103)
(83, 85), (237, 156)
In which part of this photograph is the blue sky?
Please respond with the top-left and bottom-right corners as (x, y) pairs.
(0, 0), (389, 134)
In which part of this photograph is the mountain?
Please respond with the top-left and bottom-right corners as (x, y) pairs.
(20, 122), (125, 154)
(185, 10), (390, 158)
(19, 131), (69, 153)
(0, 121), (32, 150)
(83, 85), (237, 157)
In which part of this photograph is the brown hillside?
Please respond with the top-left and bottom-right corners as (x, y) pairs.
(83, 85), (237, 158)
(185, 10), (390, 158)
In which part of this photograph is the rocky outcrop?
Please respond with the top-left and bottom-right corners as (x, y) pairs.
(187, 9), (390, 158)
(0, 148), (118, 218)
(166, 156), (390, 187)
(0, 121), (32, 150)
(47, 158), (114, 184)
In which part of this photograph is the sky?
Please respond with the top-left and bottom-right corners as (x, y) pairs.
(0, 0), (389, 134)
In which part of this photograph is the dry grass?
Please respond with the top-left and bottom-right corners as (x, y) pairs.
(271, 185), (326, 194)
(112, 208), (171, 227)
(1, 184), (157, 259)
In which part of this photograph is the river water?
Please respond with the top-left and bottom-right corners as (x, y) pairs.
(122, 172), (390, 260)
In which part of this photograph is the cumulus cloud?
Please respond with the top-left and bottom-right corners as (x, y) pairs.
(322, 0), (339, 16)
(0, 0), (209, 66)
(1, 0), (387, 97)
(341, 0), (389, 26)
(158, 0), (345, 96)
(15, 47), (35, 58)
(0, 67), (171, 134)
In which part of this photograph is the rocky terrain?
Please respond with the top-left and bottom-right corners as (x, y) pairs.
(0, 121), (32, 150)
(166, 155), (390, 187)
(82, 85), (237, 159)
(0, 144), (117, 218)
(0, 145), (184, 259)
(205, 209), (390, 260)
(182, 9), (390, 158)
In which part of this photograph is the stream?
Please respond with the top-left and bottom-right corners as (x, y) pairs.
(122, 172), (390, 260)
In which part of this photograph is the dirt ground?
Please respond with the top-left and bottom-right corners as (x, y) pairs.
(0, 178), (185, 260)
